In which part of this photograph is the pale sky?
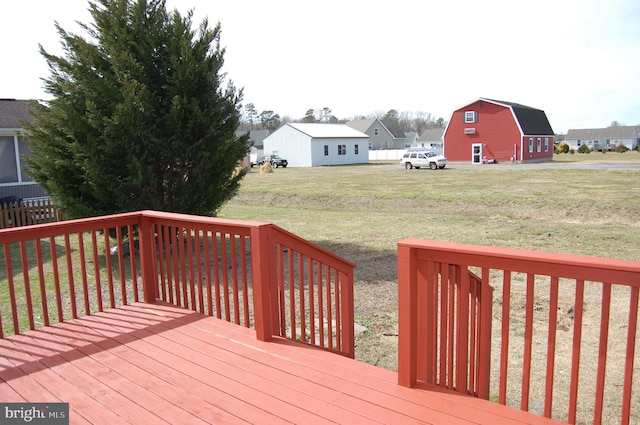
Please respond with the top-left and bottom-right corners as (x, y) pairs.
(2, 0), (639, 133)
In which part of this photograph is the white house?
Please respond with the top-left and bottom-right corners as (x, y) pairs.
(564, 126), (640, 151)
(262, 123), (369, 167)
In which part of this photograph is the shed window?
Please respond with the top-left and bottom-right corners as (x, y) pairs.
(528, 138), (534, 153)
(536, 138), (542, 152)
(354, 144), (359, 154)
(464, 111), (478, 123)
(544, 137), (549, 152)
(324, 145), (329, 156)
(338, 145), (346, 155)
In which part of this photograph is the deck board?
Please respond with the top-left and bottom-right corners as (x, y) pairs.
(0, 302), (563, 424)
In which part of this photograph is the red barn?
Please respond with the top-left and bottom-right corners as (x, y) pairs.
(443, 98), (555, 164)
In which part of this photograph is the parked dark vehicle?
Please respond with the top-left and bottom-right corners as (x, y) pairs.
(0, 195), (24, 206)
(255, 154), (288, 168)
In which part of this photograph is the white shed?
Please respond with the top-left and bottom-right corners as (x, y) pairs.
(263, 123), (369, 167)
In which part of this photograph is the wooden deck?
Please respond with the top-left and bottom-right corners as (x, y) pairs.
(0, 302), (562, 424)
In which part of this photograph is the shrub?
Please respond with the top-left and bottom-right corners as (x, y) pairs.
(578, 144), (591, 154)
(615, 144), (629, 153)
(562, 144), (570, 153)
(569, 149), (575, 154)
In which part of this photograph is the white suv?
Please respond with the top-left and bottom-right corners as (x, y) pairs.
(400, 151), (447, 169)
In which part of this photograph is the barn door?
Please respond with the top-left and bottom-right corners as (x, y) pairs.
(472, 144), (482, 164)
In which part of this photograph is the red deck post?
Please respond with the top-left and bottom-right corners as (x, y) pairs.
(138, 212), (158, 303)
(250, 224), (277, 342)
(339, 270), (355, 358)
(398, 242), (418, 387)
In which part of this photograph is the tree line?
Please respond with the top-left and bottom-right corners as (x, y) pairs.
(239, 104), (447, 134)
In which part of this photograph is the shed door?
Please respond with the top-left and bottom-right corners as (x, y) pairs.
(472, 143), (482, 164)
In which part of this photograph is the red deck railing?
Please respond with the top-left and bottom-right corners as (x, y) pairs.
(397, 238), (640, 425)
(0, 211), (355, 357)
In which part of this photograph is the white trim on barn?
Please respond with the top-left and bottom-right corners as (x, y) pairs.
(263, 123), (369, 167)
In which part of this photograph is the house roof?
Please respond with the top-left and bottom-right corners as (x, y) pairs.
(0, 99), (34, 129)
(235, 129), (270, 147)
(345, 118), (376, 133)
(346, 118), (406, 139)
(418, 128), (445, 142)
(565, 126), (640, 140)
(287, 123), (368, 138)
(478, 98), (555, 136)
(379, 120), (406, 139)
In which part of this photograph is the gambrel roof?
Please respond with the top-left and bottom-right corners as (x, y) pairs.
(0, 99), (34, 129)
(479, 98), (555, 136)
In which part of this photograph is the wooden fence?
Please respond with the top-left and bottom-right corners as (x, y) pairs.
(0, 198), (61, 229)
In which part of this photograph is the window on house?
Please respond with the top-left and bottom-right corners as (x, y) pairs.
(0, 136), (18, 183)
(528, 138), (534, 153)
(0, 135), (33, 184)
(374, 128), (379, 136)
(544, 137), (549, 152)
(368, 141), (373, 150)
(324, 145), (329, 156)
(354, 144), (359, 154)
(537, 138), (542, 152)
(338, 145), (346, 155)
(464, 111), (477, 123)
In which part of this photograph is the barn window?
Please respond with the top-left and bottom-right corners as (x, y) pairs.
(464, 111), (477, 123)
(338, 145), (346, 155)
(528, 138), (534, 153)
(354, 144), (359, 154)
(324, 145), (329, 156)
(544, 138), (549, 152)
(537, 138), (542, 152)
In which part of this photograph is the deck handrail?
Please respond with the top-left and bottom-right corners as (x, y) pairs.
(0, 211), (355, 357)
(397, 238), (640, 425)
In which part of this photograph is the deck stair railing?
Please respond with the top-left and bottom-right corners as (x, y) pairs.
(398, 238), (640, 425)
(0, 211), (355, 357)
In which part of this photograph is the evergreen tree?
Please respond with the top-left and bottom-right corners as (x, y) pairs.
(25, 0), (249, 218)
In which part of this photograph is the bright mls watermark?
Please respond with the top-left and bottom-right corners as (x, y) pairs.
(1, 403), (68, 424)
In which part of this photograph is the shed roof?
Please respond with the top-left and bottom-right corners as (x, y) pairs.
(479, 98), (555, 136)
(0, 99), (34, 129)
(566, 126), (640, 140)
(287, 123), (368, 138)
